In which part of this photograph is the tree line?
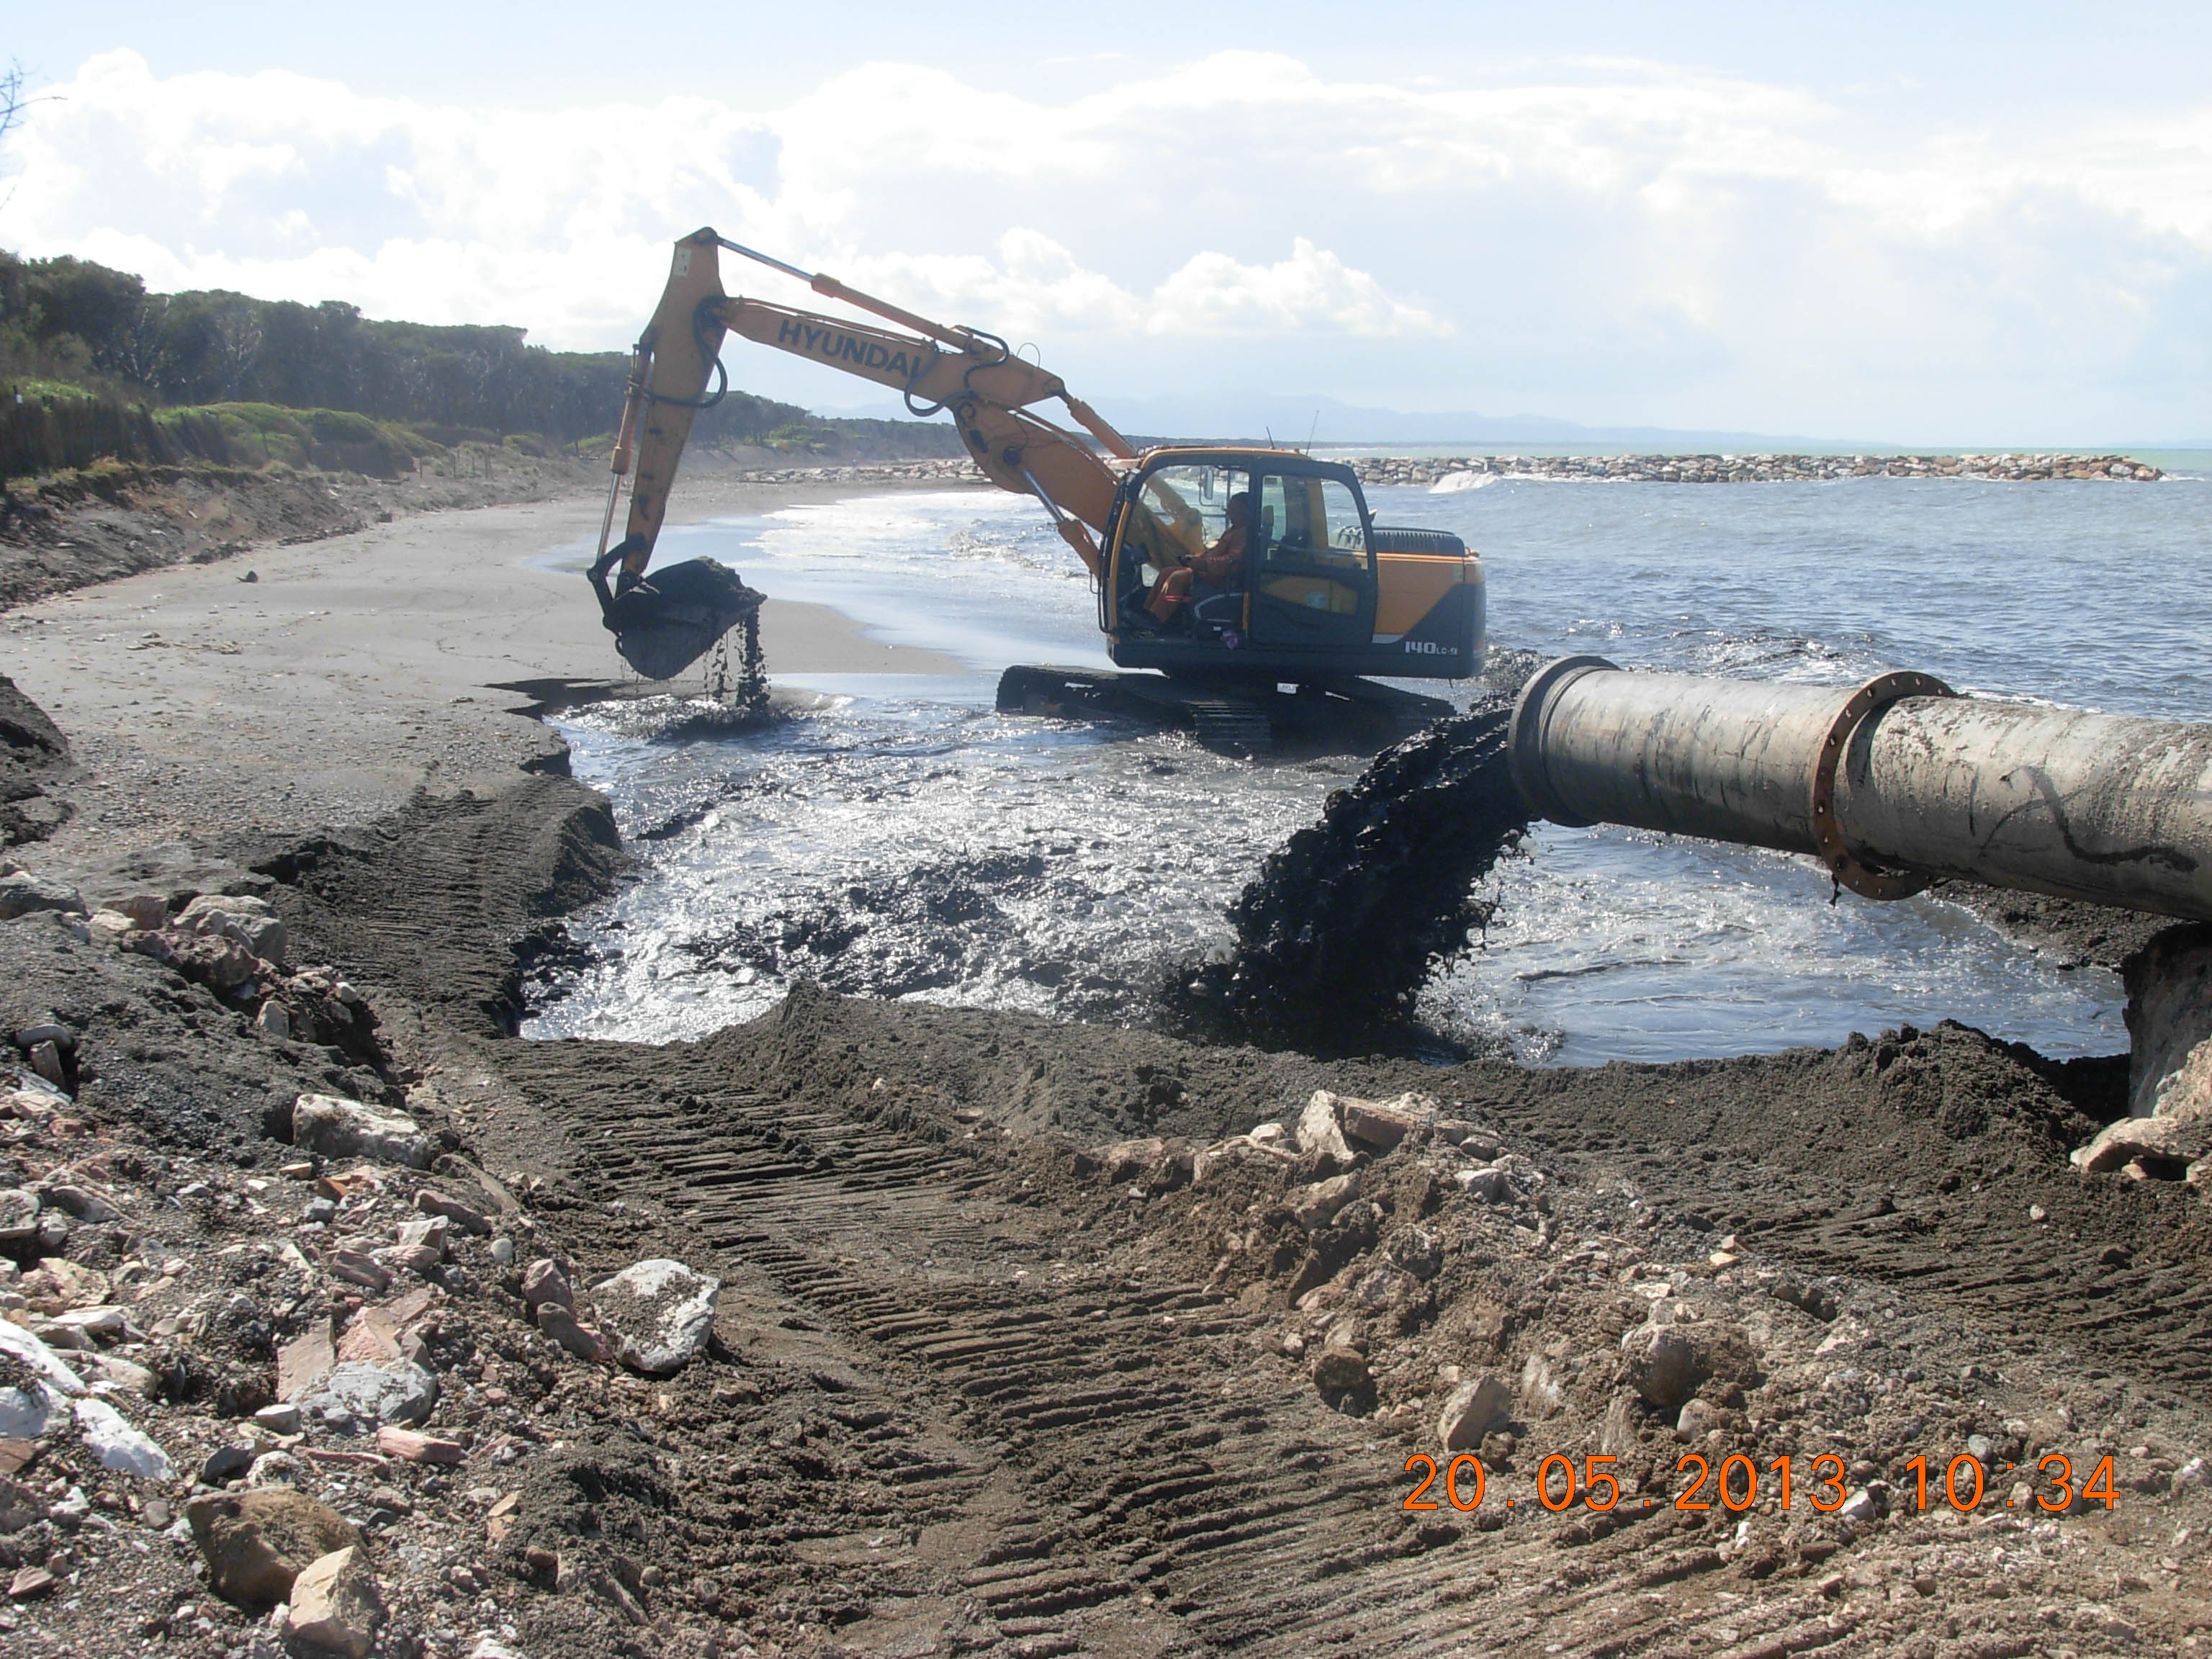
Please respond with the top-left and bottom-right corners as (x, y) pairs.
(0, 248), (951, 454)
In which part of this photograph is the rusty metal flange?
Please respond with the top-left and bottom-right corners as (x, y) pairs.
(1809, 670), (1956, 899)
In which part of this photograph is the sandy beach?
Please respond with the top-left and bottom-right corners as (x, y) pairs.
(3, 476), (966, 861)
(1, 475), (2208, 1658)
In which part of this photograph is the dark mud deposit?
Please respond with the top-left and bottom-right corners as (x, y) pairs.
(1177, 701), (1529, 1047)
(15, 652), (2212, 1658)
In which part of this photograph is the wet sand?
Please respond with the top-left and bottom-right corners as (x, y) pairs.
(2, 475), (965, 860)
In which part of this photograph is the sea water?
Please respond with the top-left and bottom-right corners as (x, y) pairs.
(524, 464), (2211, 1064)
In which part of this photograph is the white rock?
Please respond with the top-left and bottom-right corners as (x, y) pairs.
(285, 1545), (385, 1659)
(590, 1259), (721, 1375)
(1294, 1091), (1354, 1163)
(298, 1359), (439, 1433)
(1437, 1372), (1514, 1451)
(291, 1094), (430, 1169)
(73, 1395), (174, 1479)
(0, 1382), (63, 1439)
(0, 1311), (87, 1392)
(256, 1002), (292, 1038)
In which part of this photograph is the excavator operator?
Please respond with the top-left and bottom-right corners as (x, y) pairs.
(1145, 491), (1250, 626)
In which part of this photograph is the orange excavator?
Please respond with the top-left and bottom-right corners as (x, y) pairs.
(590, 230), (1485, 752)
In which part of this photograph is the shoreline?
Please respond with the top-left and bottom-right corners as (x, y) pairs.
(1, 478), (2210, 1652)
(1, 474), (972, 861)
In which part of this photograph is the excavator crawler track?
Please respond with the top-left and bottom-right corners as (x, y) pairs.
(994, 665), (1449, 758)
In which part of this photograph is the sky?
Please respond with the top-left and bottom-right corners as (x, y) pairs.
(4, 2), (2209, 445)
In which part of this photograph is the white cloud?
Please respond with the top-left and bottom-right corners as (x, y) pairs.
(4, 46), (2209, 438)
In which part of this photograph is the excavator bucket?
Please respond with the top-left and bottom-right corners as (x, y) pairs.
(598, 557), (763, 681)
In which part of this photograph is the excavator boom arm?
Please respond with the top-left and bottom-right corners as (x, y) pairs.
(597, 230), (1127, 608)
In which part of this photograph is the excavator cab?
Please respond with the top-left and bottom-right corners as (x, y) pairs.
(1106, 455), (1398, 677)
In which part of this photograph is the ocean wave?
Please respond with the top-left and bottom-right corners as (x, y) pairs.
(1429, 470), (1496, 493)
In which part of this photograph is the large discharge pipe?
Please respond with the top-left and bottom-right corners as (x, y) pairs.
(1508, 656), (2212, 922)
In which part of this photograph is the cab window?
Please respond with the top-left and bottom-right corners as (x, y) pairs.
(1256, 474), (1367, 567)
(1122, 464), (1249, 587)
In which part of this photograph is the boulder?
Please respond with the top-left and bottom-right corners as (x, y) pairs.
(590, 1259), (720, 1375)
(176, 892), (287, 967)
(1621, 1324), (1707, 1411)
(1310, 1346), (1370, 1390)
(118, 894), (168, 930)
(87, 909), (135, 949)
(1097, 1137), (1166, 1182)
(0, 873), (85, 920)
(285, 1546), (385, 1659)
(1437, 1372), (1514, 1451)
(520, 1258), (574, 1313)
(1294, 1092), (1355, 1164)
(297, 1359), (439, 1434)
(0, 1188), (35, 1243)
(184, 1488), (359, 1606)
(291, 1094), (430, 1169)
(1340, 1091), (1438, 1149)
(2071, 1112), (2212, 1174)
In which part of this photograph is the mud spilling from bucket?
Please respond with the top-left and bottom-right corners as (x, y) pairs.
(1172, 701), (1530, 1048)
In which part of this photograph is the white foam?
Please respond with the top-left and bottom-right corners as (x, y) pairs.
(1429, 470), (1495, 493)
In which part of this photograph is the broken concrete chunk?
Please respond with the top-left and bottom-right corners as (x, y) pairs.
(590, 1258), (720, 1375)
(292, 1094), (430, 1169)
(1294, 1092), (1355, 1164)
(285, 1545), (385, 1659)
(2072, 1112), (2212, 1174)
(184, 1488), (360, 1606)
(1437, 1372), (1514, 1451)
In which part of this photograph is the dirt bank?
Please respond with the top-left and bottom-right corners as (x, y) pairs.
(1, 484), (2209, 1657)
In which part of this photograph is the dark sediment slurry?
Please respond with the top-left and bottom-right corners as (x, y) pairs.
(1174, 700), (1530, 1047)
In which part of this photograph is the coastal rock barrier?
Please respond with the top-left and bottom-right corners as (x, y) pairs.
(714, 451), (2167, 490)
(1351, 451), (2164, 486)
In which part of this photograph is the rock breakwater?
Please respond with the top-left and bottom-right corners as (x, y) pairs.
(1352, 451), (2164, 487)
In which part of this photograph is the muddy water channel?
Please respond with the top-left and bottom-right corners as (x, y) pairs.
(525, 466), (2212, 1061)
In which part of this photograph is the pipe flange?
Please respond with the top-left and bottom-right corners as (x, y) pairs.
(1809, 669), (1955, 899)
(1508, 654), (1619, 826)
